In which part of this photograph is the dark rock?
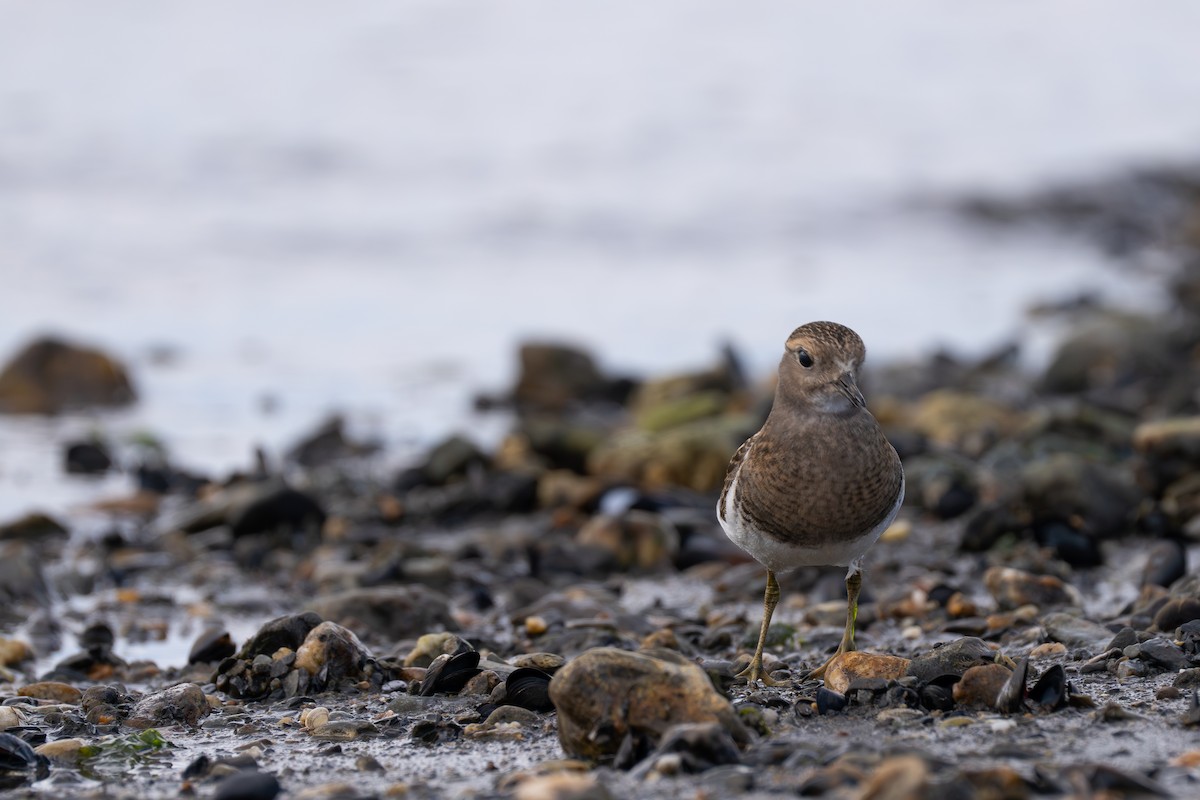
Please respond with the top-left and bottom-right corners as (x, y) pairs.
(0, 336), (136, 414)
(1019, 453), (1138, 540)
(1041, 612), (1112, 652)
(575, 511), (679, 572)
(230, 486), (325, 538)
(1134, 417), (1200, 495)
(1142, 540), (1189, 588)
(643, 722), (742, 773)
(1137, 637), (1192, 671)
(960, 501), (1028, 552)
(188, 628), (236, 665)
(422, 435), (487, 485)
(549, 647), (748, 760)
(213, 769), (281, 800)
(513, 342), (616, 412)
(307, 586), (455, 643)
(285, 415), (378, 467)
(63, 441), (113, 475)
(293, 622), (372, 688)
(1153, 597), (1200, 632)
(128, 683), (210, 728)
(0, 543), (50, 608)
(1033, 521), (1103, 567)
(236, 613), (323, 659)
(903, 454), (978, 520)
(0, 513), (68, 542)
(984, 567), (1079, 610)
(907, 637), (1000, 681)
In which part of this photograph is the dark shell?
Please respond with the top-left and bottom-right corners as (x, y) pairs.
(419, 650), (481, 696)
(505, 667), (554, 712)
(919, 684), (955, 712)
(995, 657), (1029, 713)
(1028, 664), (1068, 712)
(815, 687), (847, 715)
(0, 732), (48, 779)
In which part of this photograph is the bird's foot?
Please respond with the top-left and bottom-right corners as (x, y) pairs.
(734, 658), (787, 687)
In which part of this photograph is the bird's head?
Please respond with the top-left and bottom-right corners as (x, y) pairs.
(778, 321), (868, 413)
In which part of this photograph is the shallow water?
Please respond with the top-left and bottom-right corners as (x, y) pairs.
(4, 2), (1200, 518)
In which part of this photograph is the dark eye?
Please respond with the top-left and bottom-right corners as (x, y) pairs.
(796, 349), (814, 368)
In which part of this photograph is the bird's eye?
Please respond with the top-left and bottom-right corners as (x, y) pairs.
(796, 349), (814, 368)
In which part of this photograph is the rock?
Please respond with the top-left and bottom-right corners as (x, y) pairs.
(961, 766), (1031, 800)
(230, 486), (326, 538)
(236, 612), (323, 659)
(0, 637), (34, 666)
(1137, 637), (1192, 671)
(293, 622), (371, 685)
(953, 664), (1013, 709)
(285, 414), (378, 467)
(587, 415), (753, 493)
(1041, 612), (1113, 652)
(512, 772), (610, 800)
(822, 652), (911, 694)
(33, 738), (85, 766)
(642, 722), (742, 773)
(188, 627), (236, 665)
(902, 454), (979, 520)
(214, 769), (281, 800)
(1040, 313), (1175, 397)
(128, 683), (210, 727)
(307, 586), (455, 643)
(907, 637), (1002, 681)
(403, 633), (473, 668)
(0, 336), (136, 414)
(548, 647), (749, 760)
(421, 435), (488, 485)
(63, 441), (114, 475)
(1153, 597), (1200, 631)
(1019, 453), (1138, 539)
(908, 389), (1024, 455)
(984, 567), (1080, 610)
(1142, 540), (1189, 588)
(0, 706), (27, 730)
(859, 755), (930, 800)
(0, 542), (51, 607)
(513, 343), (616, 413)
(18, 681), (82, 704)
(1134, 416), (1200, 495)
(575, 511), (679, 572)
(0, 512), (69, 542)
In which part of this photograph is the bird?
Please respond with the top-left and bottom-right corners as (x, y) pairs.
(717, 321), (904, 685)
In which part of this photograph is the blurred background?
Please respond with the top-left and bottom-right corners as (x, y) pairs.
(3, 1), (1200, 518)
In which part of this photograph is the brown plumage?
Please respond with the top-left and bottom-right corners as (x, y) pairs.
(717, 321), (904, 685)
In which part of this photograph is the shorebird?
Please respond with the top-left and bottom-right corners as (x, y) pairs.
(717, 321), (904, 685)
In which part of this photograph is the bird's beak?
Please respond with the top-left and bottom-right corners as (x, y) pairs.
(836, 372), (866, 408)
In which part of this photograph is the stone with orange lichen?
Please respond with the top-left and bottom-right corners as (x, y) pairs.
(821, 651), (911, 694)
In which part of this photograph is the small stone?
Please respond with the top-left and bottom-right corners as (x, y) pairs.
(1041, 612), (1113, 652)
(310, 720), (379, 741)
(822, 652), (911, 694)
(513, 772), (609, 800)
(548, 647), (748, 760)
(1138, 637), (1192, 671)
(1154, 598), (1200, 632)
(485, 706), (540, 727)
(128, 683), (211, 727)
(0, 706), (28, 730)
(293, 622), (371, 685)
(525, 616), (549, 636)
(859, 755), (930, 800)
(403, 633), (469, 668)
(511, 653), (565, 672)
(1157, 686), (1182, 700)
(18, 681), (82, 704)
(1030, 642), (1067, 659)
(907, 637), (1001, 681)
(953, 664), (1013, 709)
(984, 567), (1080, 610)
(33, 738), (85, 766)
(214, 769), (281, 800)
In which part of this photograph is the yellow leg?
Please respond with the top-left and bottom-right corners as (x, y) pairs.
(807, 564), (863, 681)
(734, 570), (785, 686)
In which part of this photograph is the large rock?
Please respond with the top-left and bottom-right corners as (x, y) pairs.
(0, 336), (136, 414)
(549, 647), (749, 760)
(513, 343), (615, 413)
(307, 586), (455, 644)
(587, 415), (754, 493)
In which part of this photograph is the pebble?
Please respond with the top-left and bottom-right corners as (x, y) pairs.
(1030, 642), (1068, 659)
(33, 738), (85, 766)
(822, 652), (911, 694)
(953, 664), (1013, 709)
(859, 755), (930, 800)
(18, 681), (82, 704)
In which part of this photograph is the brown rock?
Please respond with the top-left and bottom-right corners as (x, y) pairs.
(548, 647), (748, 760)
(128, 683), (210, 727)
(575, 511), (678, 572)
(18, 680), (82, 704)
(34, 738), (86, 766)
(860, 755), (930, 800)
(514, 343), (611, 413)
(0, 336), (136, 414)
(822, 652), (911, 694)
(0, 637), (34, 666)
(953, 664), (1014, 709)
(984, 567), (1080, 610)
(294, 621), (371, 682)
(962, 766), (1031, 800)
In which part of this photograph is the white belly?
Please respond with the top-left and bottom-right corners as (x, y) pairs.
(717, 469), (904, 574)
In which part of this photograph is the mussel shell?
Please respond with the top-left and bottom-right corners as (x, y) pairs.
(919, 684), (954, 712)
(419, 650), (481, 696)
(815, 687), (847, 715)
(504, 667), (554, 712)
(1028, 663), (1067, 712)
(0, 732), (48, 778)
(995, 657), (1028, 713)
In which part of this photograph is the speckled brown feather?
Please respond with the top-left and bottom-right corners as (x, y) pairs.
(720, 321), (903, 550)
